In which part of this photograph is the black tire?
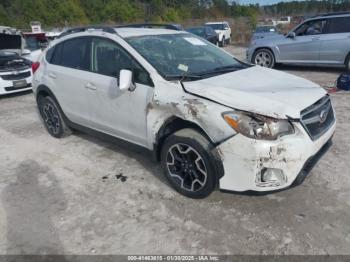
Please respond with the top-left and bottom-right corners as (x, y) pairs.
(220, 36), (225, 47)
(345, 54), (350, 71)
(252, 48), (275, 68)
(38, 96), (72, 138)
(160, 129), (218, 199)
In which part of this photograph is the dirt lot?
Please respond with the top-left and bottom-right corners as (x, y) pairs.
(0, 45), (349, 255)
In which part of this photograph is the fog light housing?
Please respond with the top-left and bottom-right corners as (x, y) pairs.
(256, 168), (287, 187)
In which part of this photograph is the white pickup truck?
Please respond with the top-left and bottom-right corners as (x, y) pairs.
(205, 22), (231, 47)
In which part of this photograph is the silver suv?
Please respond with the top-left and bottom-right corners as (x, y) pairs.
(247, 12), (350, 70)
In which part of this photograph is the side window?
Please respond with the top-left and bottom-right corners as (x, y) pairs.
(295, 20), (326, 36)
(207, 27), (215, 35)
(45, 46), (55, 63)
(51, 43), (63, 65)
(91, 37), (152, 86)
(326, 17), (350, 34)
(60, 38), (90, 70)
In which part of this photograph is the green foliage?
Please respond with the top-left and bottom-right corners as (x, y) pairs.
(0, 0), (349, 29)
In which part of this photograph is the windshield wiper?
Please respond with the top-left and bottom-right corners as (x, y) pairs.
(165, 74), (202, 81)
(198, 64), (247, 77)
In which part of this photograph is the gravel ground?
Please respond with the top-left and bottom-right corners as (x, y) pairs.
(0, 45), (349, 255)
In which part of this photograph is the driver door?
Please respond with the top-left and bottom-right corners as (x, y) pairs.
(277, 19), (326, 63)
(85, 37), (154, 147)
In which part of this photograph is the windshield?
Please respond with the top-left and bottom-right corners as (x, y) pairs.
(255, 26), (276, 33)
(24, 35), (48, 51)
(206, 24), (224, 31)
(126, 33), (247, 80)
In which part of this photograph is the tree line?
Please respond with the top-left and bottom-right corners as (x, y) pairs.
(0, 0), (349, 29)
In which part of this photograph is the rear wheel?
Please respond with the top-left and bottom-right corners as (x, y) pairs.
(345, 54), (350, 71)
(253, 49), (275, 68)
(38, 96), (72, 138)
(160, 129), (218, 199)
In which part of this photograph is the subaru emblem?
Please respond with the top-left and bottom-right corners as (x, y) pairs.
(319, 109), (328, 124)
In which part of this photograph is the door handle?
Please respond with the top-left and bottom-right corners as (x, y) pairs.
(85, 82), (97, 90)
(48, 73), (56, 79)
(312, 37), (320, 41)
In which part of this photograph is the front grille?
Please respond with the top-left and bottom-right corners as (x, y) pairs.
(300, 96), (335, 141)
(0, 71), (31, 80)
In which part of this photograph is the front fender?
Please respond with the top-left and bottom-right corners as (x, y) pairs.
(146, 80), (236, 150)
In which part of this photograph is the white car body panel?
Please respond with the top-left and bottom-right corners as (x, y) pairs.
(22, 49), (42, 62)
(32, 28), (336, 193)
(183, 66), (326, 119)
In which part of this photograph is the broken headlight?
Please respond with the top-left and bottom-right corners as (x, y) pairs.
(222, 111), (294, 140)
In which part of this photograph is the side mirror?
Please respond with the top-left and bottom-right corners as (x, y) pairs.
(22, 49), (31, 55)
(287, 32), (296, 39)
(119, 69), (136, 92)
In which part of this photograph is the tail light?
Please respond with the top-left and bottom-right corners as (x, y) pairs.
(32, 62), (40, 74)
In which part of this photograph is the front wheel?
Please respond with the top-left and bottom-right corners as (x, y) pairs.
(160, 129), (218, 199)
(252, 49), (275, 68)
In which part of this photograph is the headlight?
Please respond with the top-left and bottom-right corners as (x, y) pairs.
(223, 111), (294, 140)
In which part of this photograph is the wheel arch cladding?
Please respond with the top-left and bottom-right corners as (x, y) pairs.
(154, 118), (225, 180)
(154, 117), (214, 161)
(36, 85), (71, 125)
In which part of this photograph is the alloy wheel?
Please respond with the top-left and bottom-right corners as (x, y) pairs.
(166, 143), (207, 192)
(42, 103), (60, 135)
(255, 51), (272, 67)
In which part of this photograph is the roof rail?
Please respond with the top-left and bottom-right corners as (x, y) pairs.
(115, 23), (183, 31)
(58, 26), (116, 38)
(313, 11), (350, 18)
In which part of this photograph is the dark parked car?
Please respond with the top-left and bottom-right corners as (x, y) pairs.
(187, 26), (218, 45)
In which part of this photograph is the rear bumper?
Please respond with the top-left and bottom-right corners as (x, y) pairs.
(216, 121), (336, 192)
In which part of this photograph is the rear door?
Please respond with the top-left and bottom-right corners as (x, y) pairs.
(45, 37), (91, 126)
(206, 27), (217, 44)
(277, 19), (326, 63)
(318, 17), (350, 65)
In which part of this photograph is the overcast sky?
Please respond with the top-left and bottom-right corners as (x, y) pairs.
(239, 0), (303, 5)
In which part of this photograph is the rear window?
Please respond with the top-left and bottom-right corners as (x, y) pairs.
(206, 24), (224, 31)
(326, 17), (350, 34)
(45, 46), (54, 62)
(60, 38), (90, 70)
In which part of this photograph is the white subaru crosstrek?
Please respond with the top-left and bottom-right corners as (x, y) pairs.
(32, 26), (336, 198)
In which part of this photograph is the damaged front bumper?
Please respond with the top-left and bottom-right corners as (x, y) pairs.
(216, 121), (336, 192)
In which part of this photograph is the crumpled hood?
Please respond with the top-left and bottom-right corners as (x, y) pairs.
(183, 66), (326, 119)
